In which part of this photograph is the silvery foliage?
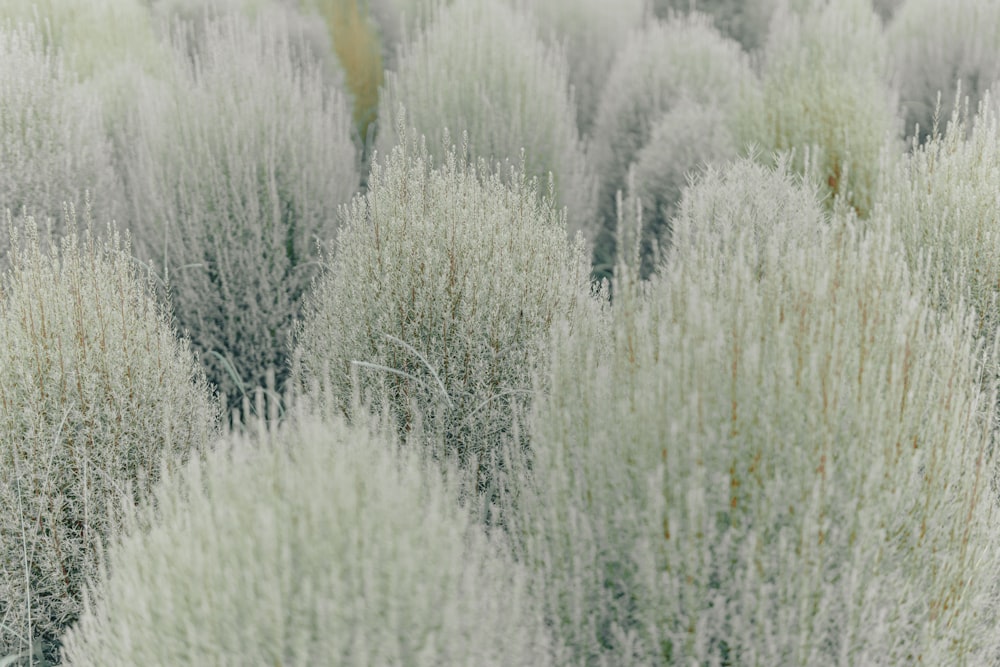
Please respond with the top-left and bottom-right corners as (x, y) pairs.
(295, 124), (590, 491)
(755, 0), (901, 218)
(0, 213), (217, 663)
(377, 0), (596, 243)
(888, 0), (1000, 143)
(651, 0), (780, 52)
(61, 410), (554, 666)
(511, 0), (646, 135)
(512, 157), (1000, 665)
(0, 21), (120, 266)
(121, 10), (358, 410)
(589, 12), (756, 278)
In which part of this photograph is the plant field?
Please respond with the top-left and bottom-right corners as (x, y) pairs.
(2, 0), (1000, 664)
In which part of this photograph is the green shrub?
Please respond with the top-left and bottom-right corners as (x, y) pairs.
(755, 0), (900, 217)
(888, 0), (1000, 142)
(376, 0), (595, 241)
(0, 213), (217, 663)
(122, 11), (358, 411)
(589, 12), (756, 278)
(0, 21), (120, 258)
(511, 157), (1000, 664)
(513, 0), (646, 135)
(294, 128), (590, 489)
(60, 410), (553, 666)
(651, 0), (779, 52)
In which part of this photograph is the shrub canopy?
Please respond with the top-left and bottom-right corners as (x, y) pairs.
(61, 411), (553, 666)
(0, 214), (217, 662)
(295, 127), (590, 491)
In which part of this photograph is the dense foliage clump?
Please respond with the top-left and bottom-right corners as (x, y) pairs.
(0, 214), (217, 663)
(121, 11), (358, 410)
(509, 157), (1000, 665)
(888, 0), (1000, 142)
(0, 21), (120, 262)
(589, 12), (756, 278)
(377, 0), (595, 240)
(61, 411), (553, 666)
(296, 128), (590, 491)
(755, 0), (901, 217)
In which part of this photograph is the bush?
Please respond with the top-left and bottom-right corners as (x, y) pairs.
(510, 157), (1000, 664)
(368, 0), (442, 67)
(588, 12), (756, 278)
(876, 94), (1000, 340)
(147, 0), (339, 80)
(0, 21), (120, 260)
(0, 0), (167, 81)
(629, 100), (739, 276)
(513, 0), (646, 135)
(122, 11), (358, 412)
(60, 410), (553, 666)
(376, 0), (595, 241)
(888, 0), (1000, 142)
(0, 213), (217, 664)
(755, 0), (900, 217)
(294, 128), (590, 490)
(651, 0), (779, 52)
(0, 0), (172, 144)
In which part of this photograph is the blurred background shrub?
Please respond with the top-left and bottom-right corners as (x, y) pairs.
(376, 0), (596, 242)
(888, 0), (1000, 143)
(588, 12), (757, 279)
(120, 11), (358, 415)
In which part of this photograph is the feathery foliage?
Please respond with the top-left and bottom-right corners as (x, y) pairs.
(511, 157), (1000, 665)
(147, 0), (339, 77)
(377, 0), (595, 240)
(60, 410), (553, 666)
(755, 0), (900, 217)
(589, 12), (756, 278)
(629, 100), (739, 277)
(512, 0), (646, 135)
(0, 213), (217, 663)
(0, 21), (119, 261)
(876, 94), (1000, 340)
(122, 12), (358, 412)
(295, 127), (590, 490)
(0, 0), (167, 80)
(888, 0), (1000, 142)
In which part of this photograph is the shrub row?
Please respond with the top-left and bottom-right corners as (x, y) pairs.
(4, 2), (1000, 663)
